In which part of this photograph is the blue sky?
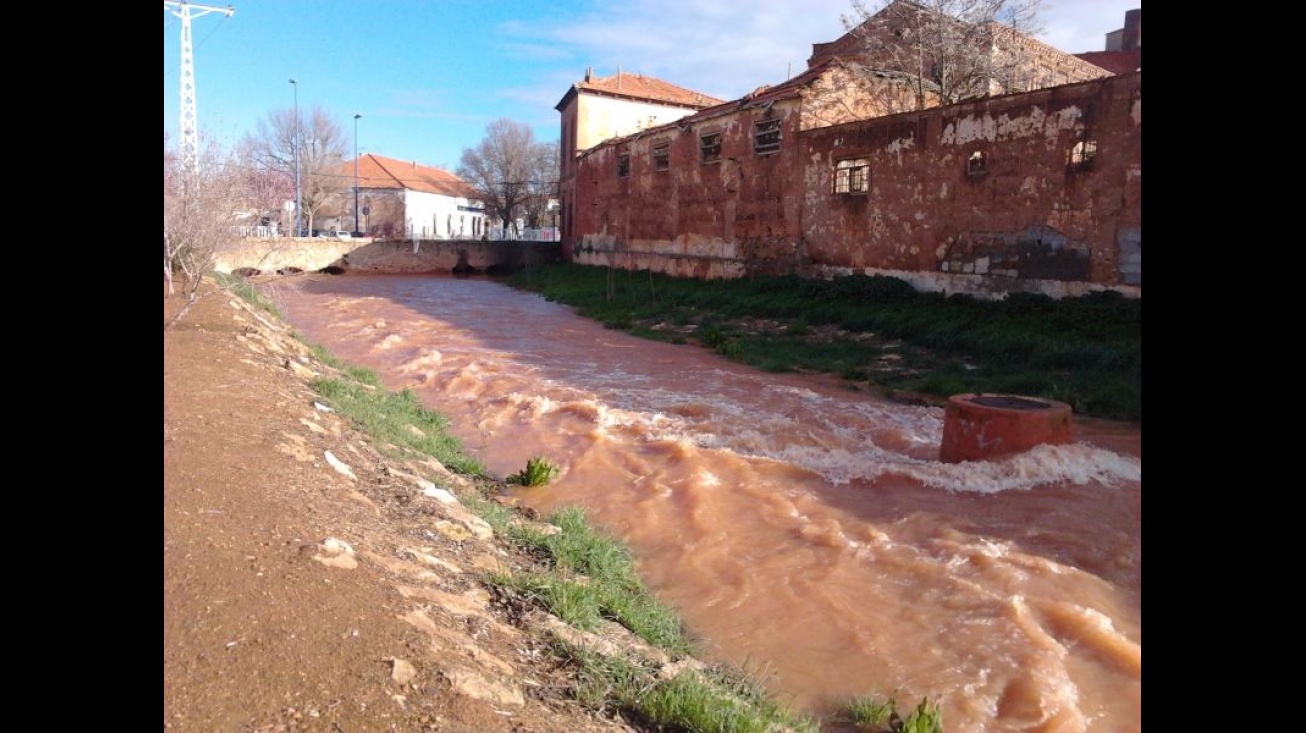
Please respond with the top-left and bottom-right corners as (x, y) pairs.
(164, 0), (1139, 172)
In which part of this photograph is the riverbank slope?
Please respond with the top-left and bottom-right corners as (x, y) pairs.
(165, 280), (655, 733)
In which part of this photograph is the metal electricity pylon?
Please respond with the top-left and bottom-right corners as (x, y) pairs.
(164, 1), (235, 173)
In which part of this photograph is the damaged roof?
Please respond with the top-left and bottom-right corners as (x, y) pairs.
(555, 70), (725, 112)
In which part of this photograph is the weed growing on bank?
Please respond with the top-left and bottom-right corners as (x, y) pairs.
(212, 271), (284, 318)
(507, 456), (561, 486)
(845, 694), (944, 732)
(504, 263), (1141, 421)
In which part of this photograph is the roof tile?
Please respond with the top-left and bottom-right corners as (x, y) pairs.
(576, 71), (725, 108)
(345, 154), (478, 198)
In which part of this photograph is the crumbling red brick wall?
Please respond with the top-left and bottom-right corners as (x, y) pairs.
(571, 71), (1140, 296)
(801, 72), (1140, 291)
(572, 96), (809, 279)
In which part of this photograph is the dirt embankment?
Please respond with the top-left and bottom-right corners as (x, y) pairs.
(165, 282), (666, 733)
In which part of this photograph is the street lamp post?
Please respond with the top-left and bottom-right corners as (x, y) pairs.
(353, 113), (362, 235)
(290, 79), (301, 237)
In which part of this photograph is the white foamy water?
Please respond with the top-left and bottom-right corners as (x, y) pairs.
(272, 274), (1141, 733)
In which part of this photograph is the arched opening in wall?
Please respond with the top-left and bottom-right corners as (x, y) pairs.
(233, 267), (262, 277)
(318, 266), (346, 275)
(275, 267), (304, 276)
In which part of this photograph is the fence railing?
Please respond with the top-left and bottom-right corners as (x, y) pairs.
(486, 227), (559, 242)
(237, 225), (280, 238)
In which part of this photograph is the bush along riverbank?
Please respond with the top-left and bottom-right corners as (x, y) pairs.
(503, 264), (1141, 422)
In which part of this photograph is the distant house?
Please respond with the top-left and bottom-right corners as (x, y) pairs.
(324, 154), (488, 239)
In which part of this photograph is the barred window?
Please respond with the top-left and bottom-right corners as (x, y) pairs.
(753, 119), (781, 155)
(833, 158), (870, 194)
(617, 153), (630, 178)
(700, 132), (722, 164)
(1069, 139), (1097, 172)
(966, 150), (987, 176)
(653, 143), (670, 171)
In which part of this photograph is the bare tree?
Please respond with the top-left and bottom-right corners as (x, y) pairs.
(243, 105), (348, 233)
(457, 119), (556, 234)
(164, 134), (246, 328)
(233, 137), (294, 234)
(522, 141), (559, 229)
(842, 0), (1046, 109)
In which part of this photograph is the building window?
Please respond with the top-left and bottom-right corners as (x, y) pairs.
(1069, 139), (1097, 172)
(833, 158), (870, 194)
(617, 152), (630, 178)
(966, 150), (987, 177)
(753, 119), (781, 155)
(653, 143), (670, 171)
(700, 132), (722, 164)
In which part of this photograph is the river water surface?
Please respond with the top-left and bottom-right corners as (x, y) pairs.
(270, 273), (1141, 733)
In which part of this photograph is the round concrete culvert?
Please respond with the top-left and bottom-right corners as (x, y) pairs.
(939, 393), (1073, 463)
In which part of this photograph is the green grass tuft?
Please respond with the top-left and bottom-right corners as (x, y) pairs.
(507, 456), (561, 486)
(308, 377), (484, 475)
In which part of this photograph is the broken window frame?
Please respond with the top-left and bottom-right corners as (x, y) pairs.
(700, 132), (722, 164)
(753, 118), (782, 155)
(1069, 138), (1097, 172)
(833, 157), (870, 194)
(966, 150), (988, 177)
(653, 142), (670, 171)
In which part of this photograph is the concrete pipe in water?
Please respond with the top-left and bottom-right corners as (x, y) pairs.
(939, 393), (1073, 463)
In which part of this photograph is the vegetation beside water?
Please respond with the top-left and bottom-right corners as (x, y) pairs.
(504, 263), (1141, 421)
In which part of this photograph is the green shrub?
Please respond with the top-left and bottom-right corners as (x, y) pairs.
(507, 456), (560, 486)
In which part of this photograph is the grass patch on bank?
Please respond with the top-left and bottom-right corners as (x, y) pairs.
(555, 639), (820, 733)
(213, 271), (283, 318)
(503, 263), (1141, 421)
(484, 505), (693, 655)
(309, 376), (486, 476)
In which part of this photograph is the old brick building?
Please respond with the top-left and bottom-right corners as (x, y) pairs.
(560, 3), (1141, 298)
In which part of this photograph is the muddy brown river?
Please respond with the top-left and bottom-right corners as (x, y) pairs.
(269, 273), (1141, 733)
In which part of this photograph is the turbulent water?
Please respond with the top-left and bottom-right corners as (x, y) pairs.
(269, 273), (1141, 733)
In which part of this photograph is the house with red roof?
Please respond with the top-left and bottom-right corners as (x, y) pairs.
(323, 154), (489, 240)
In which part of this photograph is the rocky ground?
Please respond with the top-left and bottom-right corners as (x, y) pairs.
(164, 279), (694, 733)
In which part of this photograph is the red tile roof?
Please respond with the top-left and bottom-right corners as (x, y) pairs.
(1075, 51), (1141, 75)
(346, 154), (478, 198)
(557, 71), (725, 111)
